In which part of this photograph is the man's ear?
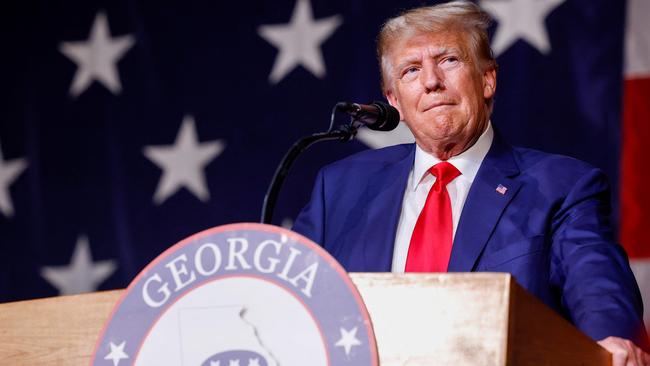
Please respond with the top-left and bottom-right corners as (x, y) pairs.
(483, 67), (497, 99)
(385, 89), (403, 120)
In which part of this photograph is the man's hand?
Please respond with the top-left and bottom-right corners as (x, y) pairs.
(598, 336), (650, 366)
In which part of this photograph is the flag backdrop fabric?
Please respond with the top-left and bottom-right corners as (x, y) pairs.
(1, 0), (649, 325)
(622, 0), (650, 327)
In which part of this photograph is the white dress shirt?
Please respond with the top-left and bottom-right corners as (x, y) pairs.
(391, 123), (494, 272)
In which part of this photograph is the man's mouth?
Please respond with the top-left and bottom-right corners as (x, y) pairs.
(423, 101), (454, 112)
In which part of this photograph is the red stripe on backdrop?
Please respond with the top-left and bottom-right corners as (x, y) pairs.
(621, 77), (650, 258)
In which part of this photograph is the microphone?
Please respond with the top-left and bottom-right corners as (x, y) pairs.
(261, 100), (398, 223)
(337, 101), (400, 131)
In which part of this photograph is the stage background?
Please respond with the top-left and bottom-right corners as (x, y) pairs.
(1, 0), (649, 327)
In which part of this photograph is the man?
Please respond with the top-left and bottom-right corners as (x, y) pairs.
(292, 1), (650, 364)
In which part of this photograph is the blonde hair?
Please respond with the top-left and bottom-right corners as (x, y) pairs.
(377, 0), (497, 96)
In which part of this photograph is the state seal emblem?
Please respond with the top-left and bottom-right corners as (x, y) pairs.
(92, 223), (378, 366)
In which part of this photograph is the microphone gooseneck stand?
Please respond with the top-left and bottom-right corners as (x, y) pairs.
(260, 102), (367, 224)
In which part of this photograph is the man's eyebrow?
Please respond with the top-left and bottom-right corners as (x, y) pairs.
(395, 46), (463, 70)
(396, 55), (422, 70)
(427, 46), (462, 58)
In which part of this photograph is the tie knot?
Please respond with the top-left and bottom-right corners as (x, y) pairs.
(429, 161), (461, 187)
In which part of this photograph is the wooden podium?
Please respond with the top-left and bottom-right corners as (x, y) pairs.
(0, 273), (611, 365)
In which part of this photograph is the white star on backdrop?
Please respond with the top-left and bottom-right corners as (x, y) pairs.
(356, 122), (415, 150)
(59, 11), (135, 97)
(281, 217), (294, 229)
(0, 143), (28, 218)
(210, 361), (220, 366)
(480, 0), (565, 56)
(228, 360), (240, 366)
(104, 341), (129, 366)
(258, 0), (342, 83)
(334, 326), (362, 356)
(40, 235), (116, 295)
(143, 115), (225, 205)
(248, 358), (261, 366)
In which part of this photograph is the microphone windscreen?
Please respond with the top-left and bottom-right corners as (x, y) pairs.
(368, 101), (400, 132)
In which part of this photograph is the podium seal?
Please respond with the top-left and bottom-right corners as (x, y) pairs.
(92, 223), (378, 366)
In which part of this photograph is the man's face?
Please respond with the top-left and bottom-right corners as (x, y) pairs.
(384, 31), (496, 159)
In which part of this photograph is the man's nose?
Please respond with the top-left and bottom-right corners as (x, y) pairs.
(422, 63), (444, 92)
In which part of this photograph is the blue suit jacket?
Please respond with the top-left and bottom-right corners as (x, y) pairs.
(293, 135), (646, 345)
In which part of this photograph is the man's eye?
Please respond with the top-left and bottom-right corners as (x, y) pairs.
(442, 57), (459, 65)
(403, 67), (419, 76)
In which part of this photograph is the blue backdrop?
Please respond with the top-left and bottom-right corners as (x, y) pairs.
(0, 0), (624, 301)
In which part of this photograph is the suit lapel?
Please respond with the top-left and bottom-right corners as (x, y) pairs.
(448, 136), (522, 272)
(360, 145), (414, 271)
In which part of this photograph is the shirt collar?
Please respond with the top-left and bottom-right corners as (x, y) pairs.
(411, 122), (494, 191)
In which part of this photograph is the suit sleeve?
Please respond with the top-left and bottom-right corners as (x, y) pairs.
(550, 167), (648, 347)
(292, 169), (326, 246)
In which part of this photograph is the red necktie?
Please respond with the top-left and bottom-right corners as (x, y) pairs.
(405, 161), (461, 272)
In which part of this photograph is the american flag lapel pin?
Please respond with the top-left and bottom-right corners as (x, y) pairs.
(496, 184), (508, 195)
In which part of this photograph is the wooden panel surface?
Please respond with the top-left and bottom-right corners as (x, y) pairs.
(0, 273), (611, 365)
(508, 282), (612, 366)
(0, 290), (121, 365)
(352, 273), (511, 366)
